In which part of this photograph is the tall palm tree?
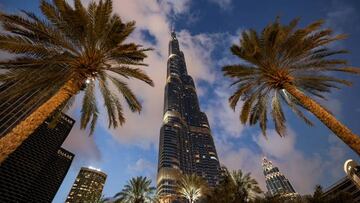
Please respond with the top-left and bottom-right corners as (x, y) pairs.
(0, 0), (153, 163)
(177, 173), (209, 203)
(222, 17), (360, 154)
(114, 176), (158, 203)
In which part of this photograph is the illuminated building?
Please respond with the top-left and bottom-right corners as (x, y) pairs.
(0, 114), (75, 202)
(156, 31), (221, 200)
(66, 167), (107, 203)
(262, 157), (298, 199)
(322, 159), (360, 202)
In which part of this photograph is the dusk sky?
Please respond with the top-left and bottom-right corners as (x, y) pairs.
(1, 0), (360, 202)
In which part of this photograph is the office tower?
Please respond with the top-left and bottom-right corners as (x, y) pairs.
(0, 113), (75, 202)
(66, 167), (107, 203)
(262, 157), (298, 199)
(156, 32), (221, 200)
(322, 159), (360, 202)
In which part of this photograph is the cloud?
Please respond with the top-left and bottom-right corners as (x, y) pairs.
(205, 83), (246, 138)
(324, 0), (358, 48)
(61, 119), (102, 166)
(208, 0), (233, 10)
(159, 0), (191, 16)
(127, 158), (157, 181)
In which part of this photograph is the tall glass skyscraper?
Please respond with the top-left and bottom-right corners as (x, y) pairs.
(262, 157), (298, 198)
(157, 32), (221, 200)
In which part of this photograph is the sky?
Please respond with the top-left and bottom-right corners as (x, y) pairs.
(1, 0), (360, 202)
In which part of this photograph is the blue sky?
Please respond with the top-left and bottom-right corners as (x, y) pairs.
(1, 0), (360, 202)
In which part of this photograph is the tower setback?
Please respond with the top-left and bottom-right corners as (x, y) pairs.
(157, 32), (221, 200)
(262, 157), (298, 199)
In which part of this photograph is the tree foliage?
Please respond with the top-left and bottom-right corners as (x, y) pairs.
(0, 0), (153, 134)
(114, 176), (158, 203)
(207, 168), (262, 203)
(222, 17), (360, 137)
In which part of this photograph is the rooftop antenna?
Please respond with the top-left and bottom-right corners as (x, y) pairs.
(170, 22), (176, 39)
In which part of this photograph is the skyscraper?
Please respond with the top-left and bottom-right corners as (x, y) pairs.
(0, 113), (75, 202)
(157, 32), (221, 200)
(66, 167), (107, 203)
(262, 157), (298, 198)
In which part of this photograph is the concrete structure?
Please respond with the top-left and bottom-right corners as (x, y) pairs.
(66, 167), (107, 203)
(156, 32), (221, 201)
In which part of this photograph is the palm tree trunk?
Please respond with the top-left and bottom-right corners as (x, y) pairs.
(284, 83), (360, 155)
(0, 79), (80, 164)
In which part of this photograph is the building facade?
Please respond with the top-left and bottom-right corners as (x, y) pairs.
(262, 157), (298, 198)
(66, 167), (107, 203)
(0, 114), (75, 202)
(322, 159), (360, 202)
(156, 32), (221, 200)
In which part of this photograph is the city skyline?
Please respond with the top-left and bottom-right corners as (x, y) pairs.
(0, 0), (360, 202)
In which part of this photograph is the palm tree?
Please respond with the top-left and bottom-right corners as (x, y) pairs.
(229, 170), (262, 202)
(0, 0), (153, 163)
(114, 176), (158, 203)
(215, 168), (262, 203)
(177, 173), (209, 203)
(222, 17), (360, 154)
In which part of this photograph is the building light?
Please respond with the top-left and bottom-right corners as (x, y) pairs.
(88, 166), (101, 172)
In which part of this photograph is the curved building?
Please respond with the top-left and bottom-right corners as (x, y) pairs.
(157, 32), (221, 201)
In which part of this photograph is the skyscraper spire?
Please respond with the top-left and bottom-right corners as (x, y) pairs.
(170, 23), (176, 40)
(262, 157), (298, 199)
(157, 31), (221, 202)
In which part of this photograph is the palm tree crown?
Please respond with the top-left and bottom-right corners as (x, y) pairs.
(177, 174), (209, 203)
(229, 170), (262, 202)
(114, 176), (157, 203)
(222, 17), (360, 154)
(0, 0), (153, 163)
(0, 0), (153, 133)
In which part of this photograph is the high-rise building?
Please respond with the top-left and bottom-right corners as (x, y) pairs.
(66, 167), (107, 203)
(156, 32), (221, 200)
(322, 159), (360, 202)
(0, 113), (75, 202)
(262, 157), (298, 199)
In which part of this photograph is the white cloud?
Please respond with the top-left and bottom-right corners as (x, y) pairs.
(127, 158), (157, 181)
(205, 83), (246, 138)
